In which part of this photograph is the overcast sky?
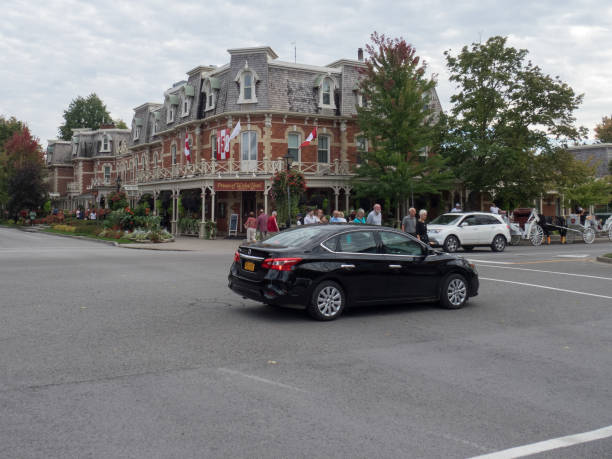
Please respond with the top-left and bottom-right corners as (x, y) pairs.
(1, 0), (610, 147)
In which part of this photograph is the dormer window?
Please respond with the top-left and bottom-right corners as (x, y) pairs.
(166, 94), (179, 123)
(235, 62), (259, 104)
(167, 106), (175, 123)
(181, 97), (191, 117)
(203, 78), (218, 111)
(101, 135), (111, 152)
(133, 126), (140, 140)
(317, 76), (337, 109)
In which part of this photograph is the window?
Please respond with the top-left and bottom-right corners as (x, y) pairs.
(241, 131), (257, 162)
(204, 80), (215, 111)
(153, 152), (158, 166)
(211, 134), (217, 160)
(182, 97), (191, 117)
(322, 78), (331, 106)
(102, 136), (109, 152)
(461, 215), (478, 226)
(477, 215), (501, 225)
(133, 127), (140, 140)
(318, 77), (336, 109)
(243, 72), (252, 100)
(104, 166), (111, 184)
(321, 235), (339, 252)
(171, 144), (177, 165)
(167, 106), (175, 123)
(356, 136), (367, 163)
(337, 231), (378, 253)
(288, 132), (300, 162)
(379, 231), (423, 256)
(318, 135), (330, 163)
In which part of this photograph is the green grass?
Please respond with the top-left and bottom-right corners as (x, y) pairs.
(43, 228), (132, 244)
(604, 253), (612, 258)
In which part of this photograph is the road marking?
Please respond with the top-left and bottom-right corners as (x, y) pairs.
(476, 265), (612, 281)
(218, 368), (306, 392)
(467, 259), (515, 265)
(470, 424), (612, 458)
(480, 277), (612, 300)
(556, 254), (590, 258)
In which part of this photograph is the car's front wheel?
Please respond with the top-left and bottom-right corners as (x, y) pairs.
(440, 274), (468, 309)
(308, 281), (346, 321)
(443, 235), (460, 253)
(491, 234), (507, 252)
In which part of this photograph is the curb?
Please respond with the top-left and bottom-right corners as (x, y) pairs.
(596, 255), (612, 264)
(117, 244), (191, 251)
(38, 230), (118, 247)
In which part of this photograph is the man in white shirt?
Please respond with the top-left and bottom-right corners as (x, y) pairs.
(89, 210), (97, 220)
(366, 204), (382, 225)
(303, 209), (319, 225)
(450, 203), (462, 213)
(490, 203), (500, 214)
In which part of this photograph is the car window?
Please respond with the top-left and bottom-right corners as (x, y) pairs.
(321, 235), (339, 252)
(379, 231), (423, 256)
(261, 226), (325, 248)
(337, 231), (378, 254)
(461, 215), (479, 226)
(430, 214), (462, 225)
(478, 215), (500, 225)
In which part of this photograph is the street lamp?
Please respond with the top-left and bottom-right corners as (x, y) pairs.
(283, 150), (294, 229)
(116, 176), (122, 192)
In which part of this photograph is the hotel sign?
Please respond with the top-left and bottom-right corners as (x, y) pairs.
(214, 180), (265, 192)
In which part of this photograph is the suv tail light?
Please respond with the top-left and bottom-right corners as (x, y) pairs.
(261, 257), (302, 271)
(234, 251), (240, 263)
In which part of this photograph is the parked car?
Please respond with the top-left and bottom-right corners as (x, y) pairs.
(228, 224), (479, 321)
(427, 212), (511, 253)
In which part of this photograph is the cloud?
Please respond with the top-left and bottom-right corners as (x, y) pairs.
(0, 0), (610, 145)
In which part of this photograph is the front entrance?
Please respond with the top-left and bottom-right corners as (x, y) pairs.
(242, 191), (257, 224)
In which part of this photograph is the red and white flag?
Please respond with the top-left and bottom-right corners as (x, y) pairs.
(184, 132), (191, 162)
(300, 127), (317, 148)
(217, 129), (230, 160)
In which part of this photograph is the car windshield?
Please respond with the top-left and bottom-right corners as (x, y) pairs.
(430, 214), (462, 225)
(259, 226), (324, 248)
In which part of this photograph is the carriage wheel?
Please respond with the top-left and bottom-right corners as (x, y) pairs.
(529, 224), (544, 246)
(509, 235), (521, 246)
(583, 228), (595, 244)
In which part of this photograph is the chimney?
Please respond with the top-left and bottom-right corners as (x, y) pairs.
(357, 48), (364, 61)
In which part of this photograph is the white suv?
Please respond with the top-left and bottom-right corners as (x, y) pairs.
(427, 212), (511, 253)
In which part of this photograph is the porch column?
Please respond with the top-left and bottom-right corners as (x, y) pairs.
(199, 187), (206, 239)
(152, 191), (158, 216)
(171, 190), (178, 236)
(211, 191), (216, 222)
(344, 186), (351, 212)
(332, 186), (341, 211)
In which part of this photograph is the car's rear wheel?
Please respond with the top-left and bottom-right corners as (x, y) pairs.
(491, 234), (506, 252)
(443, 235), (460, 253)
(440, 274), (468, 309)
(308, 281), (346, 321)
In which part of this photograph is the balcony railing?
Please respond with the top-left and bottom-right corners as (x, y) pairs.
(67, 182), (80, 193)
(136, 159), (352, 184)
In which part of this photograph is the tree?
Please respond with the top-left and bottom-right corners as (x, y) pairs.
(114, 119), (128, 130)
(594, 115), (612, 143)
(563, 177), (612, 209)
(0, 116), (24, 151)
(352, 32), (454, 221)
(58, 93), (112, 140)
(7, 163), (48, 220)
(440, 36), (586, 209)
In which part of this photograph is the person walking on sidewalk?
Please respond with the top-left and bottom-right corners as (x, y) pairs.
(401, 207), (417, 237)
(244, 212), (257, 242)
(256, 209), (268, 240)
(267, 210), (279, 235)
(366, 204), (382, 225)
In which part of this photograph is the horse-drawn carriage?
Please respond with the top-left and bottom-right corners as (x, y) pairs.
(503, 208), (612, 246)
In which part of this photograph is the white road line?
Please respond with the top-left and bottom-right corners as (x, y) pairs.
(470, 424), (612, 458)
(480, 277), (612, 300)
(467, 259), (514, 265)
(217, 368), (306, 392)
(476, 265), (612, 281)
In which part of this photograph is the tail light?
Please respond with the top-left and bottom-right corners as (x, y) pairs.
(261, 257), (302, 271)
(234, 251), (240, 263)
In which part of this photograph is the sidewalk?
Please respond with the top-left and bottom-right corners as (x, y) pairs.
(118, 237), (244, 253)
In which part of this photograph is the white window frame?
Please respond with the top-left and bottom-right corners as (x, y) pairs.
(204, 80), (216, 111)
(235, 63), (259, 104)
(317, 134), (330, 163)
(181, 97), (191, 117)
(153, 152), (159, 167)
(319, 77), (336, 109)
(101, 135), (110, 152)
(287, 132), (301, 163)
(133, 126), (140, 140)
(103, 165), (111, 184)
(167, 105), (175, 123)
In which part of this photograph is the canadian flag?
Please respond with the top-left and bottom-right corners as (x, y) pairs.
(300, 127), (317, 148)
(217, 129), (230, 160)
(184, 132), (191, 162)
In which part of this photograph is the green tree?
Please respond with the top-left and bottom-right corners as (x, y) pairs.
(7, 163), (48, 220)
(594, 115), (612, 143)
(58, 93), (112, 140)
(0, 116), (24, 151)
(563, 177), (612, 209)
(114, 119), (128, 130)
(440, 36), (586, 209)
(352, 32), (453, 221)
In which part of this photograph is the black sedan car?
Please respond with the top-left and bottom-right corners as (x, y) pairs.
(228, 224), (479, 321)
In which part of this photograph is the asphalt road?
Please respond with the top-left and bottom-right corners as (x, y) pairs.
(1, 227), (611, 459)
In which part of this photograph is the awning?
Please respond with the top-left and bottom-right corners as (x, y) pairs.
(167, 94), (179, 105)
(201, 77), (221, 91)
(184, 84), (195, 97)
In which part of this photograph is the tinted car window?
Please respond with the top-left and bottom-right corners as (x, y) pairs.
(337, 231), (378, 253)
(321, 235), (339, 252)
(430, 214), (462, 225)
(478, 215), (501, 225)
(261, 226), (324, 248)
(379, 231), (423, 256)
(461, 215), (479, 226)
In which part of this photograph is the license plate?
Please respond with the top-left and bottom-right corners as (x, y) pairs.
(244, 261), (255, 271)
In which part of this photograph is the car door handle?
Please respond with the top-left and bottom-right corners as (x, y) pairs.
(388, 264), (402, 269)
(340, 264), (355, 269)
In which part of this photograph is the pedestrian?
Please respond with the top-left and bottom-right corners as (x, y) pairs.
(318, 209), (328, 224)
(296, 213), (303, 225)
(256, 208), (268, 240)
(490, 202), (500, 214)
(267, 210), (279, 234)
(304, 208), (319, 225)
(330, 210), (340, 223)
(450, 202), (462, 213)
(89, 209), (97, 220)
(401, 207), (417, 237)
(366, 203), (382, 225)
(416, 209), (429, 245)
(244, 211), (257, 242)
(353, 208), (366, 224)
(336, 211), (347, 223)
(76, 209), (81, 219)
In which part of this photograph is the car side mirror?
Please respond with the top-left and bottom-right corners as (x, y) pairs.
(460, 222), (469, 227)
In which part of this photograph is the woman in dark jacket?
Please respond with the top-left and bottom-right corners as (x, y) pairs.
(416, 209), (429, 245)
